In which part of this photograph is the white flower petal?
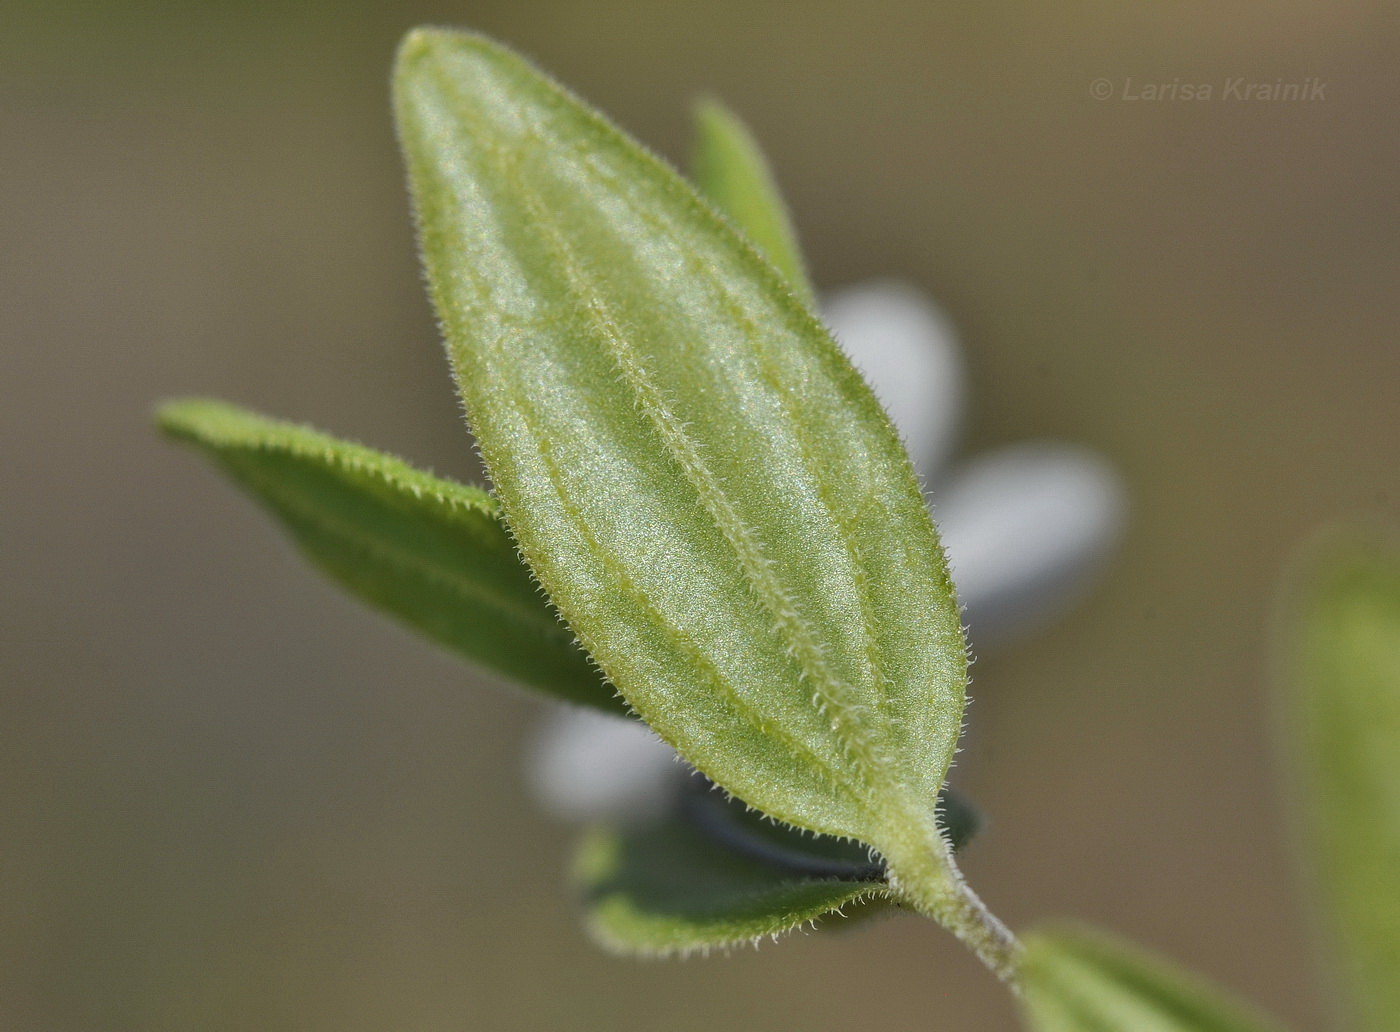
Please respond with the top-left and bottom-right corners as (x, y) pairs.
(525, 706), (681, 823)
(935, 443), (1127, 645)
(822, 280), (965, 483)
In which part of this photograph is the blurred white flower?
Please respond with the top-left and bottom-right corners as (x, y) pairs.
(825, 281), (1126, 645)
(526, 705), (682, 823)
(528, 279), (1126, 823)
(821, 281), (965, 482)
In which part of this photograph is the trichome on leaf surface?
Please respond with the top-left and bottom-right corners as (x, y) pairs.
(159, 27), (1400, 1031)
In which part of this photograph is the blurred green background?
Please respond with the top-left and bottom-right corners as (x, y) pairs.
(3, 0), (1398, 1028)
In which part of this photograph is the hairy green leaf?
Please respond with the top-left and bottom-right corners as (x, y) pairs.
(575, 783), (981, 955)
(575, 797), (888, 956)
(395, 29), (978, 955)
(157, 398), (619, 712)
(1019, 926), (1287, 1032)
(1285, 532), (1400, 1032)
(690, 97), (813, 301)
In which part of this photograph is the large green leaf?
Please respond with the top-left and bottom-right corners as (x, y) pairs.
(158, 398), (620, 712)
(1019, 926), (1287, 1032)
(395, 29), (991, 968)
(1286, 532), (1400, 1032)
(576, 782), (984, 955)
(690, 97), (814, 302)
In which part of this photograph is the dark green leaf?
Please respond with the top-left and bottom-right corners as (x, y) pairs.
(574, 781), (980, 955)
(1019, 926), (1287, 1032)
(158, 398), (619, 712)
(1285, 531), (1400, 1032)
(575, 795), (888, 956)
(680, 779), (979, 877)
(690, 97), (813, 301)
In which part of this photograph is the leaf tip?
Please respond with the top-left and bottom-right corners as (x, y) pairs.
(394, 25), (519, 82)
(395, 25), (457, 70)
(690, 93), (731, 129)
(153, 396), (228, 443)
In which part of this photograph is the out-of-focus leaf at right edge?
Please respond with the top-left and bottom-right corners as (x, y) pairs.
(1019, 926), (1287, 1032)
(158, 399), (621, 713)
(690, 98), (814, 302)
(396, 29), (983, 965)
(576, 786), (983, 955)
(1284, 532), (1400, 1032)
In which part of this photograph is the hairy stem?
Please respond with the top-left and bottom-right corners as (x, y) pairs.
(884, 820), (1023, 986)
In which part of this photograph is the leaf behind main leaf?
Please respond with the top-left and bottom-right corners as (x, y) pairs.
(1285, 531), (1400, 1032)
(395, 29), (967, 869)
(690, 97), (814, 301)
(575, 802), (889, 957)
(1019, 926), (1287, 1032)
(575, 782), (983, 955)
(158, 398), (621, 712)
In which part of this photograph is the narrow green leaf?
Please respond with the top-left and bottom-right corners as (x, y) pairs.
(157, 398), (621, 712)
(690, 97), (814, 301)
(395, 29), (977, 958)
(575, 797), (888, 956)
(1019, 926), (1287, 1032)
(1285, 532), (1400, 1032)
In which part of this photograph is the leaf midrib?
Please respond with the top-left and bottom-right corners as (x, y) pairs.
(477, 338), (861, 814)
(489, 112), (888, 797)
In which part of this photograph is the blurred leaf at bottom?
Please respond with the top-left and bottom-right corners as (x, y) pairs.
(1018, 926), (1287, 1032)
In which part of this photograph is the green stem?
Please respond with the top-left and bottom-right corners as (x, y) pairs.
(883, 820), (1023, 986)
